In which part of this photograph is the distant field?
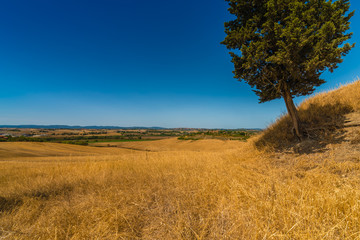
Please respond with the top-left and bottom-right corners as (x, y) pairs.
(90, 137), (244, 152)
(0, 138), (243, 160)
(0, 142), (135, 160)
(0, 128), (258, 146)
(87, 138), (163, 143)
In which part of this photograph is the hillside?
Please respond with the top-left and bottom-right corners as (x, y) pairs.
(256, 80), (360, 153)
(1, 81), (360, 239)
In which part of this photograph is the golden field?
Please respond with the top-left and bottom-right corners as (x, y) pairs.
(89, 137), (243, 152)
(1, 81), (360, 239)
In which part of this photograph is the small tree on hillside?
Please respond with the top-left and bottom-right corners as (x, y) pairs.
(222, 0), (354, 140)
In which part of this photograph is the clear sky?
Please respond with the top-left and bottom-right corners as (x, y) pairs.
(1, 0), (359, 129)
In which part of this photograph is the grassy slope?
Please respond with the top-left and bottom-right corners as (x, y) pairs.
(1, 81), (360, 239)
(256, 80), (360, 152)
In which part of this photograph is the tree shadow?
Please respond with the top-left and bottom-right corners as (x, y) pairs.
(0, 196), (23, 212)
(255, 101), (353, 154)
(0, 183), (74, 213)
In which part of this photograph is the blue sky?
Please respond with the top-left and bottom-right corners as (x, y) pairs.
(1, 0), (359, 128)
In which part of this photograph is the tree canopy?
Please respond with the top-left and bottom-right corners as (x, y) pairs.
(222, 0), (354, 139)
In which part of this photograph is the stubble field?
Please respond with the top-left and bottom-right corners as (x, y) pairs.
(1, 136), (360, 239)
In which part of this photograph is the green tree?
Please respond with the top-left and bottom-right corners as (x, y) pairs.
(222, 0), (354, 140)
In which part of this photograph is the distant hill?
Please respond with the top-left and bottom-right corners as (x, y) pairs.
(0, 125), (166, 130)
(0, 125), (262, 130)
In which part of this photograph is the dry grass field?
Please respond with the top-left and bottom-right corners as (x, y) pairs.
(0, 142), (135, 160)
(89, 138), (243, 152)
(257, 80), (360, 152)
(1, 81), (360, 239)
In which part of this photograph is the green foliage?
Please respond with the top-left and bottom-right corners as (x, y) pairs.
(178, 130), (260, 141)
(222, 0), (354, 103)
(61, 141), (89, 146)
(1, 132), (175, 145)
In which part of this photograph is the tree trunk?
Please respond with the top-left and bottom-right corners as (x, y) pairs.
(282, 83), (304, 141)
